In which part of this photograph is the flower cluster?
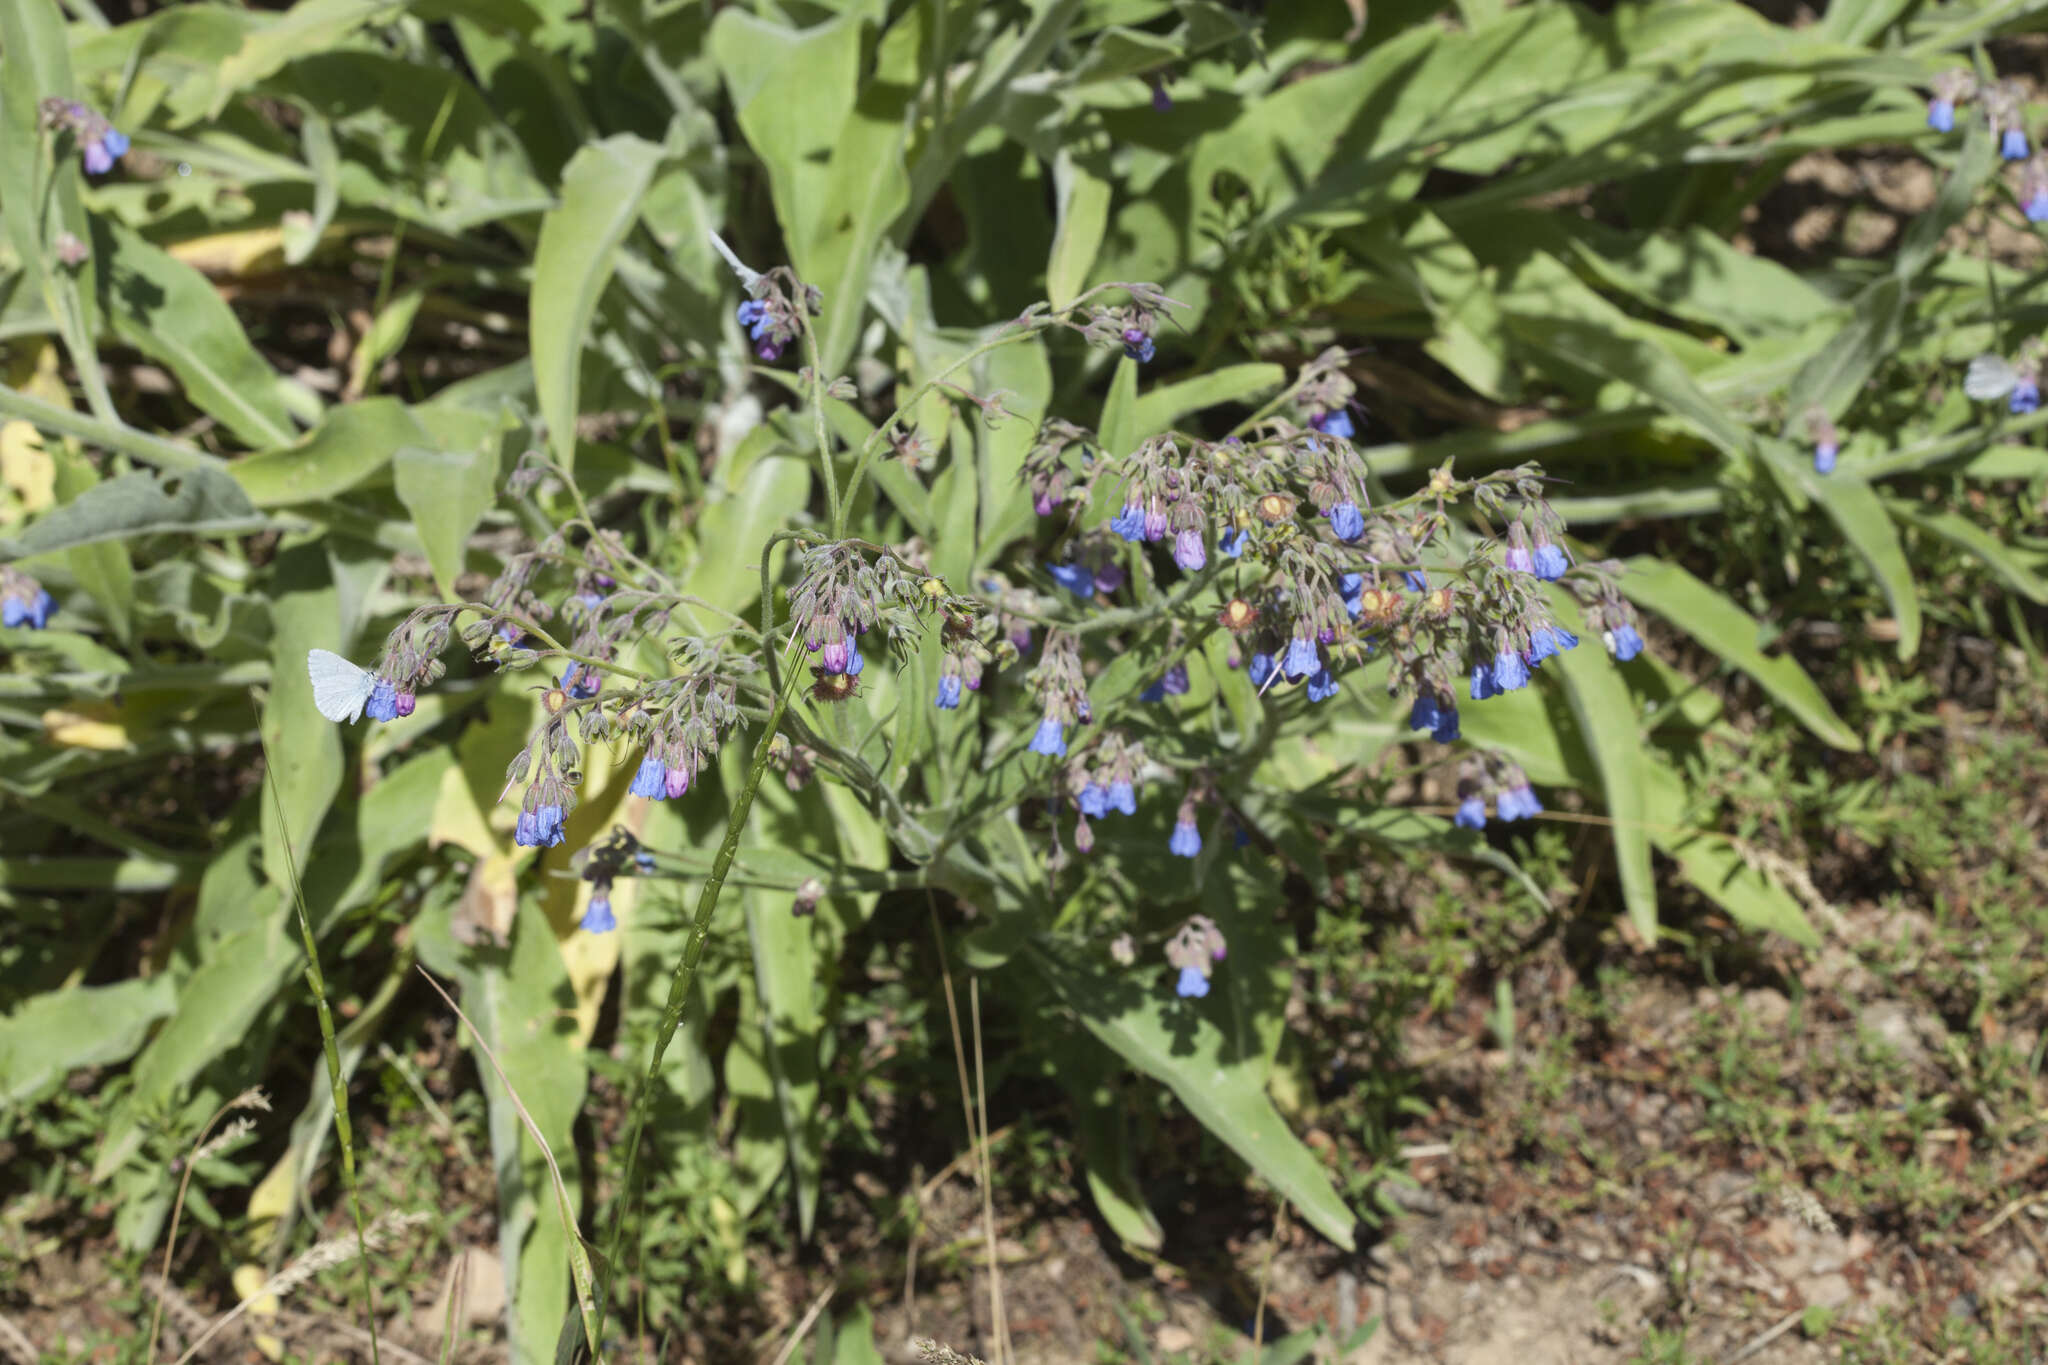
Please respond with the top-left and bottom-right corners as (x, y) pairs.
(1026, 631), (1088, 757)
(570, 828), (658, 935)
(1926, 72), (2032, 160)
(1065, 730), (1147, 853)
(1, 569), (56, 631)
(1080, 285), (1180, 365)
(788, 540), (971, 705)
(1450, 756), (1543, 831)
(39, 97), (128, 176)
(1164, 915), (1226, 998)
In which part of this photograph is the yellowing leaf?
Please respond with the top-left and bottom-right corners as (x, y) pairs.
(42, 704), (132, 750)
(3, 338), (72, 408)
(429, 761), (501, 862)
(1, 421), (55, 513)
(230, 1265), (284, 1362)
(168, 227), (290, 277)
(540, 739), (642, 1046)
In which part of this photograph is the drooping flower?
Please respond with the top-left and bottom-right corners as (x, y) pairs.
(2012, 378), (2041, 414)
(1248, 651), (1278, 690)
(561, 665), (601, 699)
(1282, 635), (1320, 680)
(1340, 573), (1365, 619)
(1218, 527), (1248, 559)
(1497, 784), (1543, 822)
(634, 849), (657, 873)
(1469, 658), (1498, 701)
(1928, 98), (1956, 133)
(1143, 506), (1169, 541)
(516, 803), (566, 849)
(1493, 648), (1531, 692)
(80, 125), (128, 176)
(1111, 503), (1147, 542)
(3, 579), (57, 630)
(1047, 561), (1095, 598)
(1454, 795), (1487, 830)
(1151, 81), (1173, 114)
(1503, 541), (1536, 575)
(1094, 561), (1126, 594)
(737, 298), (784, 361)
(2004, 127), (2031, 161)
(580, 888), (616, 934)
(1327, 500), (1365, 542)
(1173, 528), (1206, 572)
(1309, 408), (1355, 441)
(2029, 189), (2048, 224)
(1531, 537), (1570, 581)
(630, 756), (668, 799)
(1305, 667), (1339, 703)
(1169, 819), (1202, 858)
(1107, 779), (1137, 815)
(364, 679), (400, 723)
(1175, 964), (1210, 998)
(1122, 328), (1156, 364)
(1813, 439), (1838, 475)
(1604, 623), (1646, 662)
(1409, 693), (1442, 735)
(664, 763), (692, 799)
(935, 673), (964, 709)
(1404, 570), (1427, 592)
(1030, 715), (1067, 757)
(1077, 784), (1111, 819)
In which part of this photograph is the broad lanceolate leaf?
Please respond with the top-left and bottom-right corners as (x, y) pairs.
(394, 438), (504, 599)
(1808, 469), (1923, 660)
(0, 977), (176, 1104)
(231, 397), (430, 506)
(1030, 945), (1357, 1250)
(0, 466), (262, 559)
(531, 134), (664, 474)
(1617, 557), (1859, 751)
(1547, 594), (1658, 942)
(94, 221), (297, 448)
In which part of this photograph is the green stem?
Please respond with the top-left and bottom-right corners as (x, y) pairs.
(596, 681), (793, 1335)
(804, 331), (845, 536)
(258, 731), (380, 1365)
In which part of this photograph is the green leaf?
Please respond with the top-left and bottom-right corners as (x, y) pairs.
(1888, 497), (2048, 604)
(209, 0), (399, 116)
(1046, 146), (1111, 311)
(416, 900), (587, 1365)
(0, 466), (262, 558)
(231, 397), (430, 506)
(1547, 596), (1657, 942)
(1618, 558), (1860, 751)
(530, 134), (664, 475)
(259, 543), (344, 890)
(394, 439), (503, 599)
(1128, 363), (1286, 438)
(1807, 469), (1922, 659)
(49, 448), (134, 645)
(1096, 355), (1140, 459)
(1641, 759), (1817, 946)
(1064, 1045), (1164, 1251)
(1784, 277), (1904, 426)
(0, 977), (176, 1105)
(1030, 946), (1356, 1250)
(94, 220), (297, 448)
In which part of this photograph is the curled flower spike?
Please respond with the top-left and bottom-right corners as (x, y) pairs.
(1605, 623), (1646, 662)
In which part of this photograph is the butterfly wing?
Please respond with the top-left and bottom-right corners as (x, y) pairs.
(1965, 354), (2019, 402)
(306, 648), (375, 723)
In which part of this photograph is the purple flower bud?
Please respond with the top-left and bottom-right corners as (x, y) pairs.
(1034, 489), (1060, 516)
(1122, 329), (1156, 364)
(665, 765), (691, 799)
(394, 690), (417, 718)
(1173, 528), (1206, 572)
(1143, 506), (1169, 542)
(2013, 379), (2040, 414)
(1812, 439), (1838, 474)
(820, 639), (852, 673)
(1152, 84), (1173, 114)
(1075, 816), (1095, 854)
(1094, 562), (1127, 594)
(1504, 543), (1536, 575)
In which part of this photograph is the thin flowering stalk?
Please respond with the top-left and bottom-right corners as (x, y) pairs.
(256, 735), (382, 1365)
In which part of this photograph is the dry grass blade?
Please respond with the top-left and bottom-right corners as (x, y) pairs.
(0, 1310), (39, 1365)
(414, 966), (605, 1364)
(145, 1086), (272, 1362)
